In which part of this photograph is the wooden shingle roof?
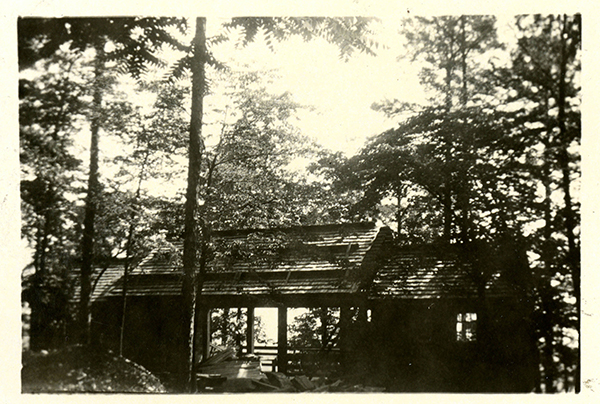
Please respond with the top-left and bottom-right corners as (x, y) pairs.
(369, 244), (514, 300)
(95, 222), (393, 301)
(71, 262), (125, 302)
(87, 226), (519, 304)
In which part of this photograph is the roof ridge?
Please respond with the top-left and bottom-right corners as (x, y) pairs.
(212, 221), (378, 237)
(162, 222), (379, 244)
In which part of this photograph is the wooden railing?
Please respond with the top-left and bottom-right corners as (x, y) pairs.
(242, 345), (341, 374)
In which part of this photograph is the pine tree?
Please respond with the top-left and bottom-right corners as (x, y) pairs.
(171, 17), (377, 391)
(19, 17), (188, 345)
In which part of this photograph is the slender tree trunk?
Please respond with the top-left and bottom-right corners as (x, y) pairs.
(320, 309), (328, 350)
(475, 279), (490, 362)
(29, 214), (51, 350)
(460, 16), (469, 106)
(442, 188), (453, 242)
(119, 151), (148, 357)
(556, 14), (580, 392)
(396, 184), (402, 235)
(458, 184), (470, 244)
(395, 182), (408, 238)
(539, 285), (556, 393)
(119, 216), (136, 356)
(540, 151), (556, 393)
(221, 308), (229, 345)
(442, 63), (454, 242)
(119, 261), (129, 356)
(38, 213), (51, 278)
(458, 16), (472, 244)
(78, 42), (103, 345)
(182, 17), (207, 392)
(556, 15), (578, 262)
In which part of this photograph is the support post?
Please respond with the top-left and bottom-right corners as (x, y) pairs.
(358, 305), (368, 324)
(246, 306), (255, 354)
(339, 306), (351, 361)
(355, 304), (369, 370)
(197, 305), (211, 364)
(221, 308), (229, 345)
(277, 305), (288, 374)
(320, 307), (328, 348)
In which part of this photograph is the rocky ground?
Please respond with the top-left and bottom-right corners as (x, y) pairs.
(21, 345), (167, 393)
(21, 345), (387, 393)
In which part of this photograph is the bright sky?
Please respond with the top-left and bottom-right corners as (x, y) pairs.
(204, 17), (424, 156)
(196, 15), (517, 156)
(52, 17), (429, 198)
(97, 15), (517, 197)
(64, 17), (434, 197)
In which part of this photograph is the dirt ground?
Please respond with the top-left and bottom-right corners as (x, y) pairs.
(21, 345), (167, 393)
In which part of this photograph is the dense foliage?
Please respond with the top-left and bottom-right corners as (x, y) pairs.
(19, 15), (579, 392)
(315, 15), (580, 392)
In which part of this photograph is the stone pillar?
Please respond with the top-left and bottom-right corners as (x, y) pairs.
(277, 306), (288, 374)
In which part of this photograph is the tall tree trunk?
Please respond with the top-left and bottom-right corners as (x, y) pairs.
(458, 184), (470, 244)
(556, 14), (580, 392)
(119, 258), (129, 356)
(458, 16), (471, 244)
(182, 17), (207, 393)
(119, 151), (148, 356)
(540, 150), (556, 393)
(539, 284), (556, 393)
(459, 16), (469, 106)
(78, 42), (103, 345)
(395, 183), (403, 238)
(475, 278), (490, 365)
(442, 63), (454, 242)
(29, 213), (51, 350)
(443, 187), (453, 242)
(119, 210), (136, 357)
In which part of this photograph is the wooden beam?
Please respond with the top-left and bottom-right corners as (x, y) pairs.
(320, 308), (328, 348)
(197, 305), (211, 363)
(246, 306), (255, 354)
(339, 306), (351, 359)
(277, 305), (288, 374)
(199, 293), (363, 309)
(222, 308), (229, 345)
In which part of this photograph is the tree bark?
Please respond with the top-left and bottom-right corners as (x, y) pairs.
(181, 17), (207, 392)
(540, 147), (556, 393)
(459, 16), (469, 106)
(119, 150), (148, 356)
(442, 61), (454, 242)
(556, 14), (580, 392)
(78, 41), (103, 345)
(29, 207), (53, 350)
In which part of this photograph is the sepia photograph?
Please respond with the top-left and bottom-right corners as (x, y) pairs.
(4, 2), (590, 396)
